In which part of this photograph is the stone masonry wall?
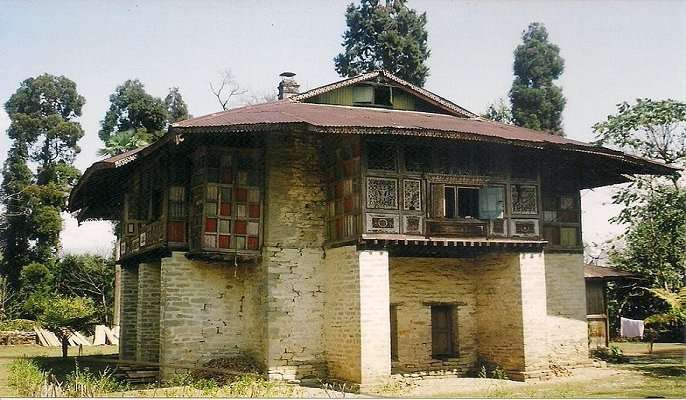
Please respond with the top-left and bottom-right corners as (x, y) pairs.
(545, 253), (589, 366)
(119, 264), (139, 360)
(261, 132), (329, 381)
(136, 261), (161, 362)
(389, 257), (478, 374)
(475, 253), (526, 373)
(159, 252), (264, 378)
(324, 246), (391, 387)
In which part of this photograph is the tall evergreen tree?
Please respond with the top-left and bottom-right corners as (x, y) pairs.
(165, 87), (190, 122)
(334, 0), (430, 86)
(0, 74), (85, 287)
(509, 22), (566, 135)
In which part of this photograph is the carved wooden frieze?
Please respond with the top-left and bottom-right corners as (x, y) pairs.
(425, 174), (492, 186)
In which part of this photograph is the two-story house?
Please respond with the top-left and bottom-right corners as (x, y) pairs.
(68, 70), (674, 387)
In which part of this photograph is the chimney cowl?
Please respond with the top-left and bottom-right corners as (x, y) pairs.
(278, 72), (300, 100)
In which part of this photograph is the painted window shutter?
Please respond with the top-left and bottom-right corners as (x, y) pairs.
(431, 184), (445, 218)
(479, 186), (505, 219)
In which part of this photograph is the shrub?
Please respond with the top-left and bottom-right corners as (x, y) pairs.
(591, 345), (627, 363)
(475, 358), (509, 380)
(7, 359), (49, 396)
(0, 318), (37, 331)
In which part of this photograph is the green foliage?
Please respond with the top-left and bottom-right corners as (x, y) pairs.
(0, 318), (37, 331)
(644, 287), (686, 333)
(334, 0), (430, 86)
(34, 295), (95, 333)
(509, 22), (566, 134)
(475, 358), (509, 380)
(98, 80), (190, 156)
(99, 79), (168, 143)
(594, 99), (686, 165)
(63, 366), (127, 397)
(7, 359), (48, 397)
(1, 74), (84, 295)
(595, 98), (686, 340)
(52, 255), (115, 325)
(482, 98), (513, 124)
(165, 87), (190, 122)
(591, 344), (626, 363)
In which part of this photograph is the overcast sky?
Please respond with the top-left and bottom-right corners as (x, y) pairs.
(1, 0), (684, 256)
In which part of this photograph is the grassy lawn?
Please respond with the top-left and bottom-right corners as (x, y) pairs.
(0, 342), (683, 398)
(0, 344), (118, 396)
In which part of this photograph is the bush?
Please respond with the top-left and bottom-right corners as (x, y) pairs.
(474, 358), (509, 380)
(7, 359), (49, 396)
(0, 318), (37, 331)
(591, 345), (627, 363)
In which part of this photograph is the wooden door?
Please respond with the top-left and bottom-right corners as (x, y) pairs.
(431, 306), (454, 357)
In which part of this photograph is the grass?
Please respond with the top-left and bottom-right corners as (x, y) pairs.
(1, 342), (683, 398)
(0, 344), (118, 396)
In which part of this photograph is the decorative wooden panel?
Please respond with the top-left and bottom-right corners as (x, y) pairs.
(365, 213), (400, 234)
(366, 177), (398, 210)
(511, 184), (538, 215)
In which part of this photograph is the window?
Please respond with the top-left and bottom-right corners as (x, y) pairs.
(390, 305), (399, 361)
(479, 186), (505, 219)
(431, 305), (455, 358)
(442, 186), (480, 219)
(352, 85), (393, 107)
(366, 142), (397, 171)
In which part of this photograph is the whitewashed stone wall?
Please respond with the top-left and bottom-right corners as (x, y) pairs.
(324, 246), (391, 387)
(158, 252), (264, 378)
(261, 132), (329, 380)
(545, 253), (589, 366)
(389, 257), (478, 374)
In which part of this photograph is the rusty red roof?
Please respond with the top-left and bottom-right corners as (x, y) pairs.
(173, 99), (588, 147)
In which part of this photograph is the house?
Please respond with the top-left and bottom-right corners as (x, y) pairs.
(584, 264), (637, 349)
(68, 70), (675, 387)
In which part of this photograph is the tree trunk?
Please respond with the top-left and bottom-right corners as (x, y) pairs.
(60, 335), (68, 358)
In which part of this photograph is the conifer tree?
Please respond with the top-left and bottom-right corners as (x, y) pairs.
(334, 0), (430, 86)
(165, 87), (190, 123)
(509, 22), (566, 135)
(0, 74), (85, 287)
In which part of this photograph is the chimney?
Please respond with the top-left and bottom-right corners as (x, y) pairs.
(277, 72), (300, 99)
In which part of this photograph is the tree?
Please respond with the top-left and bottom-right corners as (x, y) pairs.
(165, 87), (190, 122)
(52, 255), (115, 325)
(33, 295), (95, 357)
(482, 98), (513, 124)
(209, 70), (246, 111)
(1, 74), (85, 285)
(99, 81), (192, 156)
(334, 0), (430, 87)
(509, 22), (566, 134)
(99, 79), (168, 143)
(594, 99), (686, 340)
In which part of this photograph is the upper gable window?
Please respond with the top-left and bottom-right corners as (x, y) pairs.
(352, 84), (393, 107)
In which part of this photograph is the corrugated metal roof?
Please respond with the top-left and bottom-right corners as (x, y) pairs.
(173, 100), (587, 147)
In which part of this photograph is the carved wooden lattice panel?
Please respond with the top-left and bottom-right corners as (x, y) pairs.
(366, 177), (398, 209)
(511, 185), (538, 215)
(403, 179), (421, 211)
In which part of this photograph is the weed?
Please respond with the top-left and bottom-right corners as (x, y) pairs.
(63, 365), (128, 396)
(7, 359), (49, 396)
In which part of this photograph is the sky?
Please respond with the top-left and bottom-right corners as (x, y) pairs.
(0, 0), (684, 256)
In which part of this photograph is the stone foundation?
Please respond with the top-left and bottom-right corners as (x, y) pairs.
(158, 252), (264, 379)
(119, 265), (139, 360)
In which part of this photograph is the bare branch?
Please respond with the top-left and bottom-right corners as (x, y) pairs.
(209, 69), (247, 111)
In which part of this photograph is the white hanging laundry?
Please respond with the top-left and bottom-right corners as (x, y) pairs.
(620, 317), (645, 338)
